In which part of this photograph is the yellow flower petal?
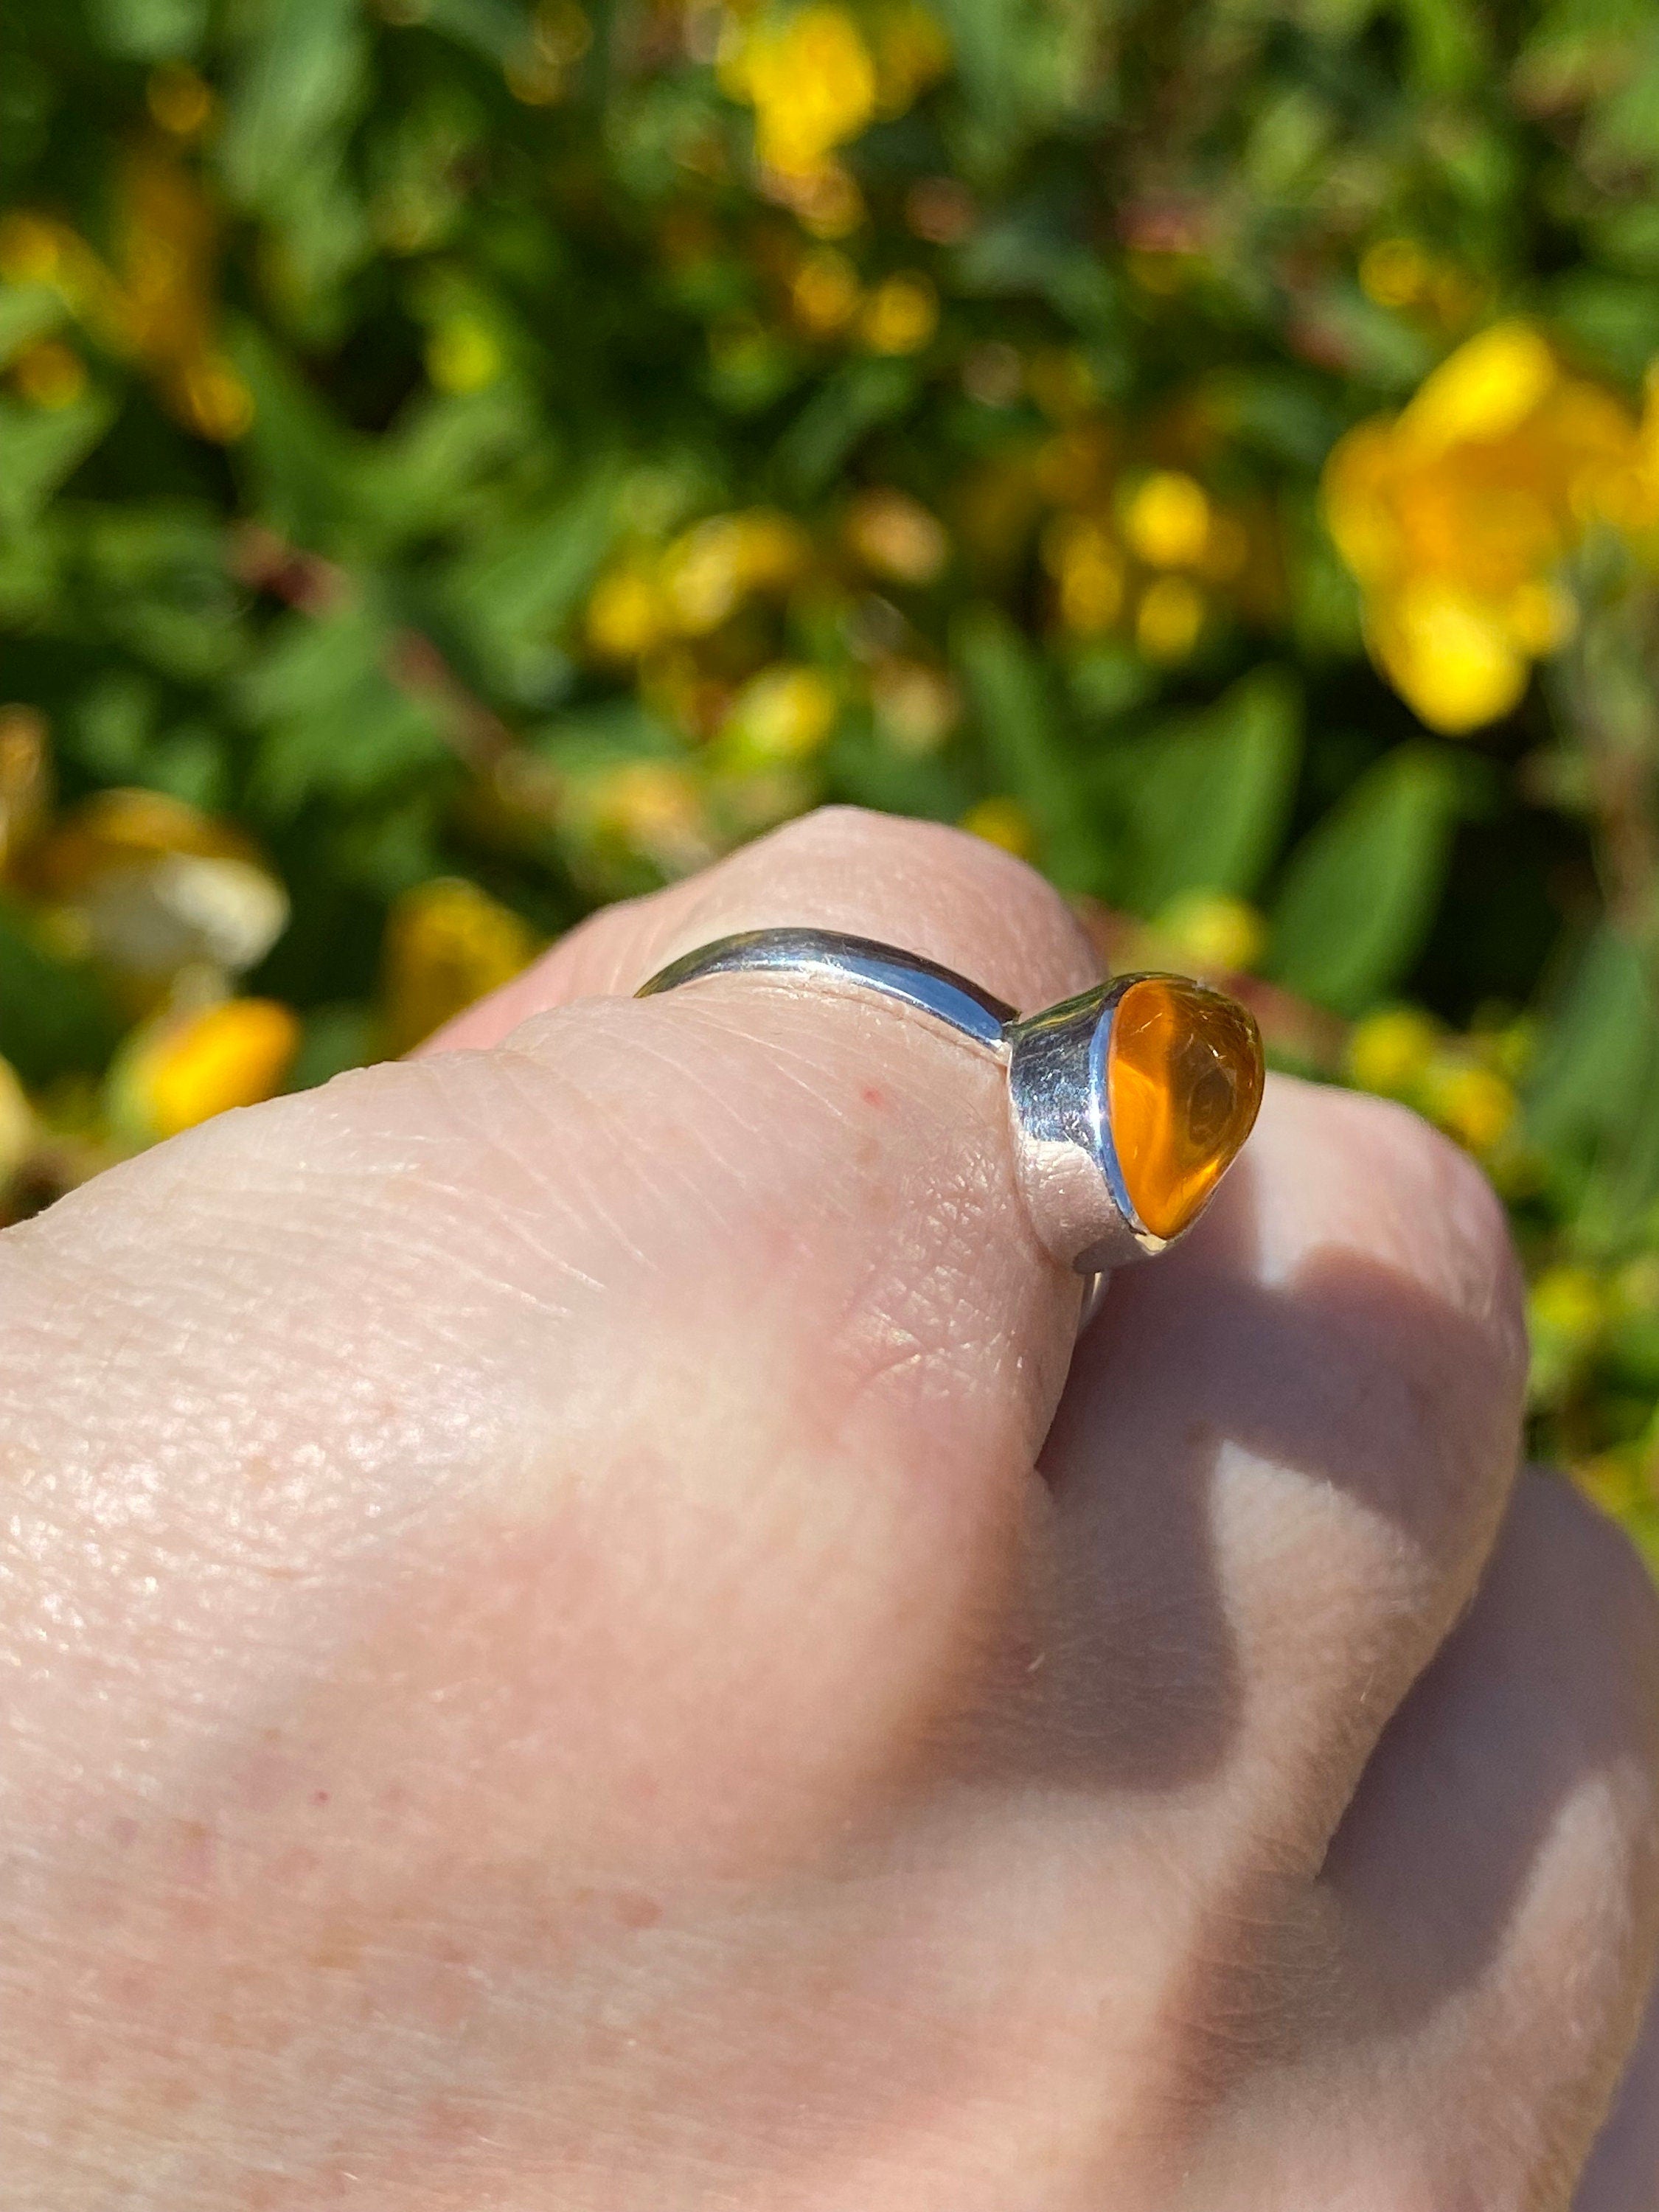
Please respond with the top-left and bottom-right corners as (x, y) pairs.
(0, 1056), (35, 1183)
(859, 272), (937, 355)
(737, 6), (877, 178)
(1346, 1006), (1440, 1095)
(116, 998), (301, 1142)
(1367, 580), (1529, 733)
(1135, 575), (1206, 661)
(1397, 320), (1559, 458)
(960, 796), (1036, 858)
(1123, 471), (1211, 568)
(383, 879), (541, 1053)
(722, 664), (838, 762)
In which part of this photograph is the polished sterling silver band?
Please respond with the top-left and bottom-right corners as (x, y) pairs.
(638, 925), (1178, 1279)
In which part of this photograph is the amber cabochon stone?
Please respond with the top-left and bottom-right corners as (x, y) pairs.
(1105, 977), (1265, 1240)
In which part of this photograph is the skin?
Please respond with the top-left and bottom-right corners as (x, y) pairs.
(0, 805), (1655, 2211)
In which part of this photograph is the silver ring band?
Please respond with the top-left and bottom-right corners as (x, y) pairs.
(639, 928), (1015, 1051)
(638, 927), (1263, 1282)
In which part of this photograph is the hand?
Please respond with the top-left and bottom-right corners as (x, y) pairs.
(3, 809), (1655, 2210)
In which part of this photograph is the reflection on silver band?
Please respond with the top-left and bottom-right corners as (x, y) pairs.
(638, 928), (1017, 1053)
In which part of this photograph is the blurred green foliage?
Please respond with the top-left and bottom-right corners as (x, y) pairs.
(7, 0), (1659, 1551)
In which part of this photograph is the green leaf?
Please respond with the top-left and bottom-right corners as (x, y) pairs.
(953, 603), (1103, 891)
(529, 698), (681, 776)
(953, 213), (1119, 326)
(87, 0), (208, 58)
(0, 394), (114, 533)
(285, 1002), (374, 1091)
(0, 284), (63, 369)
(227, 318), (363, 550)
(220, 0), (371, 215)
(1527, 925), (1658, 1161)
(1550, 271), (1659, 383)
(442, 458), (627, 700)
(1395, 0), (1490, 94)
(1114, 669), (1302, 915)
(0, 900), (119, 1086)
(423, 0), (527, 66)
(929, 0), (1020, 163)
(357, 387), (527, 552)
(78, 503), (247, 683)
(241, 607), (453, 815)
(1268, 743), (1459, 1014)
(776, 361), (917, 495)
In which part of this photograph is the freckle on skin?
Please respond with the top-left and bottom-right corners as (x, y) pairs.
(311, 1927), (364, 1972)
(611, 1890), (662, 1930)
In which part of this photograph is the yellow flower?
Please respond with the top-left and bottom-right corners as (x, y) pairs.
(426, 317), (501, 394)
(660, 510), (809, 633)
(1366, 579), (1531, 734)
(661, 519), (749, 633)
(859, 272), (937, 355)
(586, 565), (667, 660)
(382, 879), (541, 1053)
(772, 161), (866, 240)
(0, 211), (62, 285)
(869, 659), (958, 753)
(111, 147), (219, 376)
(0, 1056), (35, 1184)
(506, 0), (592, 102)
(1042, 515), (1124, 633)
(0, 703), (49, 875)
(146, 61), (216, 137)
(790, 246), (862, 335)
(870, 1), (951, 115)
(12, 339), (86, 410)
(1425, 1057), (1516, 1155)
(1573, 1447), (1649, 1523)
(1123, 471), (1211, 568)
(722, 664), (838, 762)
(1530, 1264), (1606, 1349)
(112, 998), (301, 1143)
(1346, 1006), (1439, 1096)
(1359, 237), (1431, 311)
(844, 488), (948, 583)
(1155, 890), (1265, 976)
(960, 796), (1036, 859)
(1402, 321), (1559, 453)
(1135, 575), (1205, 661)
(731, 508), (813, 590)
(589, 759), (711, 872)
(178, 355), (254, 442)
(1323, 320), (1634, 733)
(723, 6), (877, 179)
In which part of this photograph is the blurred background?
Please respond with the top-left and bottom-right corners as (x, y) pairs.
(4, 0), (1659, 1554)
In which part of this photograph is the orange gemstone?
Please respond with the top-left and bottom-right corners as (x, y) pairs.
(1106, 977), (1264, 1239)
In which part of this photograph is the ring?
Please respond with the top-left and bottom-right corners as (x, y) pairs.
(639, 928), (1264, 1278)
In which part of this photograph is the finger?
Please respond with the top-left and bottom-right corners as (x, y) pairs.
(426, 801), (1091, 1044)
(1577, 1955), (1659, 2211)
(1027, 1079), (1526, 1873)
(0, 809), (1099, 1899)
(1313, 1472), (1659, 2210)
